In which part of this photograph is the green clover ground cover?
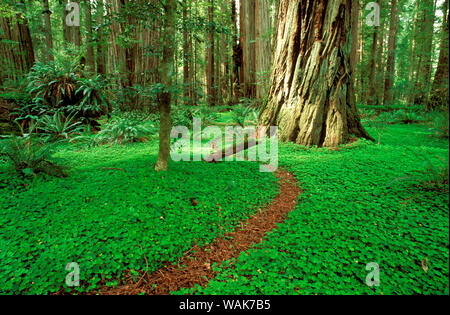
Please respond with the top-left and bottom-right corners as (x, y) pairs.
(187, 124), (449, 295)
(0, 143), (278, 294)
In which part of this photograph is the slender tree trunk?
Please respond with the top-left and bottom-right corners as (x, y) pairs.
(96, 0), (106, 74)
(350, 0), (360, 105)
(16, 4), (35, 72)
(367, 25), (379, 105)
(383, 0), (399, 106)
(239, 0), (256, 98)
(83, 0), (95, 71)
(73, 0), (81, 48)
(429, 0), (449, 109)
(231, 0), (240, 103)
(0, 8), (35, 80)
(407, 1), (420, 105)
(155, 0), (177, 172)
(416, 0), (436, 105)
(183, 0), (192, 105)
(255, 0), (271, 100)
(376, 19), (385, 104)
(260, 0), (373, 147)
(42, 0), (54, 61)
(206, 0), (216, 106)
(220, 0), (230, 103)
(59, 0), (71, 46)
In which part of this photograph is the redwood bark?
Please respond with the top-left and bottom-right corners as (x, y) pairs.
(259, 0), (373, 147)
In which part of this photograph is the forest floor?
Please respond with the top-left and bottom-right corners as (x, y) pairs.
(0, 121), (448, 295)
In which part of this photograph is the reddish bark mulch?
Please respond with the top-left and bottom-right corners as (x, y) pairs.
(96, 169), (301, 295)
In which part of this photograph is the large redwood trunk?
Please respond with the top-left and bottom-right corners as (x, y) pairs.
(259, 0), (373, 147)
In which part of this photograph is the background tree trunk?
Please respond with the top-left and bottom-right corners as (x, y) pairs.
(231, 0), (240, 103)
(239, 0), (256, 98)
(96, 0), (106, 75)
(255, 0), (271, 100)
(183, 0), (192, 105)
(206, 0), (216, 106)
(429, 0), (449, 109)
(415, 0), (436, 105)
(42, 0), (54, 61)
(155, 0), (177, 172)
(259, 0), (373, 147)
(407, 0), (420, 105)
(383, 0), (399, 106)
(83, 0), (95, 72)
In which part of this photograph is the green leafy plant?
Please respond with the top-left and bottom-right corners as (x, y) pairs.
(94, 112), (157, 145)
(39, 111), (81, 142)
(26, 61), (111, 120)
(428, 112), (449, 138)
(0, 135), (66, 177)
(231, 99), (260, 127)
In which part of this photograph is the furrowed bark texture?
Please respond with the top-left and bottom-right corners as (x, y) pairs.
(260, 0), (373, 147)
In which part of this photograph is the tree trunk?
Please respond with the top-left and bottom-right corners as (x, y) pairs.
(383, 0), (398, 106)
(239, 0), (256, 98)
(183, 0), (192, 104)
(260, 0), (373, 147)
(96, 0), (106, 74)
(60, 0), (71, 46)
(416, 0), (436, 105)
(429, 0), (449, 109)
(231, 0), (240, 103)
(220, 1), (230, 103)
(155, 0), (177, 172)
(73, 0), (81, 48)
(42, 0), (54, 61)
(383, 0), (399, 106)
(367, 25), (379, 105)
(375, 18), (385, 104)
(83, 0), (95, 72)
(255, 0), (271, 100)
(407, 1), (420, 105)
(350, 0), (360, 105)
(0, 9), (35, 81)
(206, 0), (216, 106)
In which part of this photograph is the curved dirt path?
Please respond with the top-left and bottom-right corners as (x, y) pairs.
(98, 169), (301, 295)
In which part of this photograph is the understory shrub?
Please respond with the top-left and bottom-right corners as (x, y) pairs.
(172, 105), (218, 128)
(0, 135), (66, 177)
(26, 61), (111, 121)
(428, 112), (449, 138)
(93, 112), (157, 145)
(39, 112), (82, 142)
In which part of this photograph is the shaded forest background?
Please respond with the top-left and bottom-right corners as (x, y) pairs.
(0, 0), (448, 134)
